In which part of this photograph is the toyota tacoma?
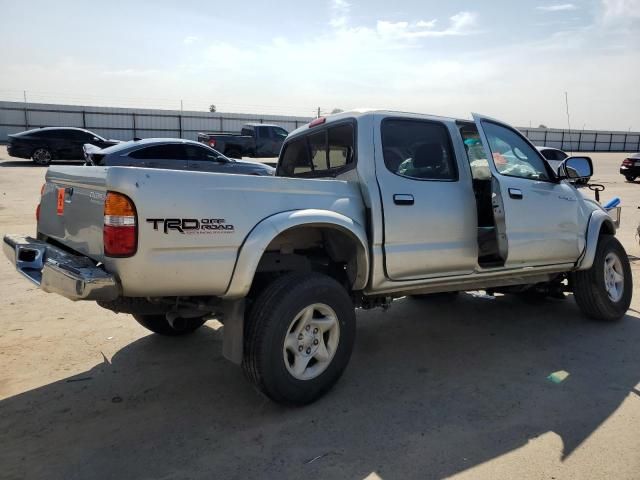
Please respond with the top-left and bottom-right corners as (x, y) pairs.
(4, 111), (631, 405)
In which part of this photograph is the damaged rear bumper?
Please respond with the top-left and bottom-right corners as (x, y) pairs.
(3, 234), (119, 301)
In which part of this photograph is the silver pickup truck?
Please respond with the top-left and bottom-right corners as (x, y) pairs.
(4, 111), (632, 405)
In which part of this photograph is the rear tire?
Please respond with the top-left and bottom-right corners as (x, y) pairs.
(624, 175), (637, 182)
(133, 314), (207, 336)
(572, 235), (632, 321)
(32, 147), (52, 166)
(243, 272), (356, 405)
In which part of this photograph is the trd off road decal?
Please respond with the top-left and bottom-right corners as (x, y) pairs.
(146, 218), (234, 234)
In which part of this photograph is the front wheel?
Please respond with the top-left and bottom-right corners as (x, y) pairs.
(624, 175), (637, 182)
(133, 314), (207, 336)
(243, 272), (356, 405)
(572, 235), (632, 321)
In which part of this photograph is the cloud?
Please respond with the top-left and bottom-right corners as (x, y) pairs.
(601, 0), (640, 19)
(376, 12), (479, 39)
(183, 36), (198, 45)
(329, 0), (350, 28)
(536, 3), (578, 11)
(416, 19), (438, 29)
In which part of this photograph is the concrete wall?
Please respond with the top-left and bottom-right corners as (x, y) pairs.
(1, 101), (639, 152)
(0, 101), (312, 142)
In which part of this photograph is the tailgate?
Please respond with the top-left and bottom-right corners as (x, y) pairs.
(39, 166), (108, 262)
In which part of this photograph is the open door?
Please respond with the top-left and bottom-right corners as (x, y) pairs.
(472, 113), (583, 268)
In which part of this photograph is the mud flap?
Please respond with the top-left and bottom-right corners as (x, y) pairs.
(221, 299), (245, 364)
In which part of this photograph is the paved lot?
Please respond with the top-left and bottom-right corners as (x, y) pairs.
(1, 147), (639, 480)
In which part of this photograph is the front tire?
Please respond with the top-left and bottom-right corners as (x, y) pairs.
(572, 235), (632, 321)
(133, 314), (207, 336)
(624, 175), (637, 182)
(32, 147), (52, 165)
(243, 272), (356, 405)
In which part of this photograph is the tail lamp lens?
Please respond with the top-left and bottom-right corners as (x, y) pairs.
(208, 139), (216, 147)
(104, 192), (137, 257)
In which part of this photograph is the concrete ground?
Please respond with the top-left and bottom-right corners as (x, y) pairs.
(1, 148), (639, 480)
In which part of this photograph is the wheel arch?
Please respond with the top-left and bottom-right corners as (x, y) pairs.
(223, 210), (370, 299)
(576, 209), (616, 270)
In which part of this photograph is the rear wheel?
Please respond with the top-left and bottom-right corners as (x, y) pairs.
(572, 235), (632, 321)
(32, 147), (52, 166)
(624, 175), (637, 182)
(133, 314), (207, 336)
(243, 272), (356, 405)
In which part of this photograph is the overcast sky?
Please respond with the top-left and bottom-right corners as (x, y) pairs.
(0, 0), (638, 130)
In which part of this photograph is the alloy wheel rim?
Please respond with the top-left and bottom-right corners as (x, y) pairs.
(282, 303), (340, 381)
(33, 148), (51, 164)
(603, 252), (624, 302)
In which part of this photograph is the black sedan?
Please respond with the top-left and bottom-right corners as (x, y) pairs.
(7, 127), (120, 165)
(620, 153), (640, 182)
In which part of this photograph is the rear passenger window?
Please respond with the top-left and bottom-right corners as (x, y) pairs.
(308, 132), (327, 170)
(278, 122), (355, 178)
(382, 119), (457, 181)
(129, 144), (186, 160)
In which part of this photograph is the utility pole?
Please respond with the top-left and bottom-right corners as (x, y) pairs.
(317, 107), (321, 118)
(180, 99), (183, 112)
(23, 90), (29, 129)
(564, 91), (572, 154)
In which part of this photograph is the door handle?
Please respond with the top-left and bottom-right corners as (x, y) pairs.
(508, 188), (523, 199)
(393, 194), (414, 205)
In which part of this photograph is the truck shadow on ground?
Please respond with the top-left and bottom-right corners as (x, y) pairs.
(1, 293), (639, 479)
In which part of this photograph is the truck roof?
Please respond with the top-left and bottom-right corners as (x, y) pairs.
(243, 123), (283, 128)
(286, 109), (465, 139)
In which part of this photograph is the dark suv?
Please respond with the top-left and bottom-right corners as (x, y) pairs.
(7, 127), (120, 165)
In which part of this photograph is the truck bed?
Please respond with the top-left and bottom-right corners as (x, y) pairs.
(39, 166), (364, 297)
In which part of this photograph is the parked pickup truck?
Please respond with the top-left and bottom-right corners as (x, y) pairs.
(197, 123), (288, 159)
(4, 111), (632, 405)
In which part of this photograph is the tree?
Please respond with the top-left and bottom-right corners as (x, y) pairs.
(538, 124), (547, 129)
(209, 104), (217, 113)
(331, 108), (344, 114)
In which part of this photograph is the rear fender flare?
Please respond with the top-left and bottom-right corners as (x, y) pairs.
(223, 210), (369, 298)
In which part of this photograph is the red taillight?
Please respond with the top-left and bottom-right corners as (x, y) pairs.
(623, 159), (632, 166)
(308, 117), (326, 128)
(103, 191), (137, 257)
(208, 139), (216, 147)
(36, 203), (41, 222)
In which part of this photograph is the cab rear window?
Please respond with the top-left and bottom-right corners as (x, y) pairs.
(278, 123), (355, 178)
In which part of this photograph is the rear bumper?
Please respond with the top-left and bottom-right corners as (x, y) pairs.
(6, 144), (31, 159)
(3, 234), (119, 301)
(620, 166), (640, 176)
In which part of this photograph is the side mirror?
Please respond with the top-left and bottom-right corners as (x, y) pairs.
(559, 156), (593, 181)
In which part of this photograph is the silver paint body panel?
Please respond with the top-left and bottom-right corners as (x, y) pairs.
(27, 110), (612, 300)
